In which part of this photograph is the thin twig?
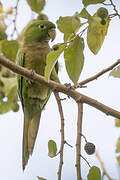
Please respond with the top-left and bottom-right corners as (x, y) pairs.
(102, 3), (112, 6)
(76, 103), (83, 180)
(95, 150), (113, 180)
(11, 0), (20, 37)
(64, 140), (73, 148)
(80, 154), (91, 168)
(0, 55), (120, 119)
(81, 133), (87, 143)
(75, 59), (120, 88)
(54, 92), (65, 180)
(109, 0), (120, 19)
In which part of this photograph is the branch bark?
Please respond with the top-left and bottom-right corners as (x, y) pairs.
(0, 55), (120, 119)
(54, 92), (65, 180)
(76, 59), (120, 88)
(96, 150), (113, 180)
(76, 103), (83, 180)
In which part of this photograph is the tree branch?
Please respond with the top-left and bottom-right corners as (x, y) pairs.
(95, 150), (113, 180)
(11, 0), (20, 37)
(76, 103), (83, 180)
(0, 55), (120, 119)
(54, 92), (65, 180)
(109, 0), (120, 19)
(75, 59), (120, 88)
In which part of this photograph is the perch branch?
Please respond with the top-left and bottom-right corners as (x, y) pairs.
(76, 103), (83, 179)
(0, 55), (120, 119)
(54, 92), (65, 180)
(95, 150), (113, 180)
(75, 59), (120, 88)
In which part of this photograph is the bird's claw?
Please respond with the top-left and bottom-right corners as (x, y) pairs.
(30, 69), (35, 76)
(64, 83), (71, 88)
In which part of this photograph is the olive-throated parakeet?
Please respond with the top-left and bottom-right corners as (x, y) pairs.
(16, 20), (59, 170)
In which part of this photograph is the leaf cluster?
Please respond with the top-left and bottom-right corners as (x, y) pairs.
(45, 0), (110, 85)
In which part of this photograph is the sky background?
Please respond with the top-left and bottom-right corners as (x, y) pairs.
(0, 0), (120, 180)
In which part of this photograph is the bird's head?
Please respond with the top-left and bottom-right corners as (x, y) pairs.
(22, 20), (56, 43)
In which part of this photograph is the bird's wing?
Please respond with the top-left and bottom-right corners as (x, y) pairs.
(16, 49), (25, 110)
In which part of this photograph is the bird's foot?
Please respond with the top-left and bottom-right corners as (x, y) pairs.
(64, 83), (74, 90)
(30, 69), (35, 76)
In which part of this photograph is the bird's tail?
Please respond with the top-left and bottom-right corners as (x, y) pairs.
(22, 108), (41, 170)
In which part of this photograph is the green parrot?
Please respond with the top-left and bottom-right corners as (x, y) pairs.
(16, 20), (59, 170)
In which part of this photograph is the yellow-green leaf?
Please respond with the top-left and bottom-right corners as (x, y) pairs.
(0, 40), (19, 61)
(0, 86), (18, 114)
(110, 65), (120, 78)
(115, 118), (120, 127)
(117, 156), (120, 166)
(116, 138), (120, 153)
(37, 177), (46, 180)
(48, 140), (57, 158)
(0, 76), (18, 114)
(64, 36), (84, 84)
(0, 2), (3, 14)
(45, 43), (66, 81)
(82, 0), (105, 6)
(87, 15), (110, 54)
(27, 0), (45, 13)
(57, 14), (83, 41)
(87, 166), (101, 180)
(0, 20), (7, 40)
(79, 8), (91, 19)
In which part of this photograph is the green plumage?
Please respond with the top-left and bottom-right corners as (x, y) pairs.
(16, 20), (58, 170)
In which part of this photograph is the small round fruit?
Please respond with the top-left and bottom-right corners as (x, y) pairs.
(101, 19), (106, 25)
(97, 7), (108, 19)
(84, 142), (95, 155)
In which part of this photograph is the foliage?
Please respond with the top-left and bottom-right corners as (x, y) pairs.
(0, 0), (120, 180)
(87, 166), (101, 180)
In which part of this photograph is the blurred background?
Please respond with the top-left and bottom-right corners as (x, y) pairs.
(0, 0), (120, 179)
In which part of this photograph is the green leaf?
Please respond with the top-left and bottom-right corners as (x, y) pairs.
(117, 156), (120, 166)
(45, 43), (66, 81)
(0, 86), (18, 114)
(0, 76), (18, 114)
(79, 8), (91, 19)
(82, 0), (105, 6)
(0, 20), (7, 40)
(115, 118), (120, 127)
(64, 36), (84, 84)
(110, 65), (120, 78)
(87, 15), (110, 54)
(48, 140), (57, 158)
(57, 14), (83, 41)
(87, 166), (101, 180)
(37, 177), (46, 180)
(0, 40), (19, 61)
(27, 0), (45, 13)
(116, 138), (120, 153)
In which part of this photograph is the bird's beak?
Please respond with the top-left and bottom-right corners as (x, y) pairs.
(48, 28), (56, 42)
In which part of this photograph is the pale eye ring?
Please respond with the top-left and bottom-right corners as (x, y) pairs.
(39, 24), (45, 29)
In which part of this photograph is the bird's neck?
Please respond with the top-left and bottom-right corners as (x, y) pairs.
(21, 41), (50, 51)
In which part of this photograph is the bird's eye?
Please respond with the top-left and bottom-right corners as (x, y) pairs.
(39, 24), (45, 29)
